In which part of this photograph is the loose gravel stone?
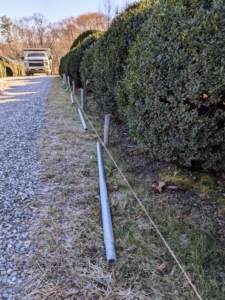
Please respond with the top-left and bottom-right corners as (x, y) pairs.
(0, 75), (54, 299)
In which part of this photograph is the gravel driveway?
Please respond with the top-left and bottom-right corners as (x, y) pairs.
(0, 75), (54, 299)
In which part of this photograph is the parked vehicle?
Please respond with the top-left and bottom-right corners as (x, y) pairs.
(22, 48), (53, 76)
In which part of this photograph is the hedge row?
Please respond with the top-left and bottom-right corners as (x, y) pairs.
(70, 30), (101, 50)
(0, 56), (24, 78)
(117, 0), (225, 169)
(91, 0), (153, 112)
(59, 31), (103, 88)
(59, 0), (225, 170)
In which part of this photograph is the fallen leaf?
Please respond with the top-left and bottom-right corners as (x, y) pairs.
(91, 134), (98, 139)
(152, 181), (165, 193)
(92, 209), (98, 216)
(199, 193), (210, 200)
(157, 262), (168, 273)
(203, 164), (212, 171)
(167, 186), (178, 190)
(34, 296), (42, 300)
(181, 213), (189, 219)
(111, 200), (117, 206)
(133, 148), (143, 155)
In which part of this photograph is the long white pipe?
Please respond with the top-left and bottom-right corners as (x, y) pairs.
(78, 108), (87, 130)
(96, 142), (116, 265)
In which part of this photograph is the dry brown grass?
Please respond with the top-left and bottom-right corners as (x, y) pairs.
(26, 77), (201, 299)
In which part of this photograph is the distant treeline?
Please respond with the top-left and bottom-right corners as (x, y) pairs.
(59, 0), (225, 170)
(0, 12), (111, 73)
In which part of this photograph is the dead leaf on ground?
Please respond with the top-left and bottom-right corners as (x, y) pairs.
(133, 148), (143, 155)
(199, 193), (210, 200)
(167, 186), (178, 190)
(152, 181), (165, 193)
(203, 164), (212, 171)
(111, 199), (117, 206)
(33, 296), (42, 300)
(91, 134), (98, 139)
(157, 262), (168, 274)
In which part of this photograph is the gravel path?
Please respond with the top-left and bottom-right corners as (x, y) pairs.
(0, 75), (54, 299)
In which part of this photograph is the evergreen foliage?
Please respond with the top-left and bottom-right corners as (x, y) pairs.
(0, 15), (12, 44)
(59, 30), (102, 87)
(68, 32), (103, 88)
(70, 29), (101, 50)
(79, 42), (97, 92)
(59, 0), (225, 170)
(90, 0), (153, 113)
(116, 0), (225, 169)
(0, 56), (24, 77)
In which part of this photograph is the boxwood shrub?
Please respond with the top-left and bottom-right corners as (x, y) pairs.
(68, 31), (103, 88)
(79, 36), (102, 91)
(59, 30), (102, 86)
(91, 0), (153, 113)
(0, 56), (24, 77)
(0, 60), (7, 77)
(70, 29), (101, 50)
(116, 0), (225, 169)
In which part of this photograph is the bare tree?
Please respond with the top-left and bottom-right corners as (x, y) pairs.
(32, 13), (49, 46)
(98, 0), (116, 28)
(0, 9), (112, 70)
(58, 17), (81, 48)
(76, 12), (108, 31)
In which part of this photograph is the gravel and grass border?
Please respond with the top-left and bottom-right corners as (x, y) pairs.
(27, 77), (225, 300)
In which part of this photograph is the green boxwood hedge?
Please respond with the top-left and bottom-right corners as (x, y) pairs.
(90, 0), (153, 113)
(0, 60), (7, 77)
(68, 32), (103, 88)
(59, 30), (102, 87)
(116, 0), (225, 169)
(59, 0), (225, 170)
(80, 40), (99, 92)
(70, 29), (101, 50)
(0, 56), (24, 78)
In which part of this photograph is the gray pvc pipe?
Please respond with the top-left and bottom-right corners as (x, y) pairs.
(96, 142), (116, 266)
(70, 92), (74, 104)
(67, 76), (71, 89)
(80, 88), (85, 110)
(78, 108), (87, 130)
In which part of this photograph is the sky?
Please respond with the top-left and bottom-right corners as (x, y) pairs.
(1, 0), (134, 23)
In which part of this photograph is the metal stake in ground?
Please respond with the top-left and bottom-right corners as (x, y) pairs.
(80, 88), (85, 110)
(67, 76), (71, 91)
(65, 75), (69, 92)
(62, 73), (66, 85)
(70, 92), (74, 105)
(72, 80), (75, 96)
(104, 114), (111, 147)
(78, 108), (87, 130)
(96, 142), (116, 266)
